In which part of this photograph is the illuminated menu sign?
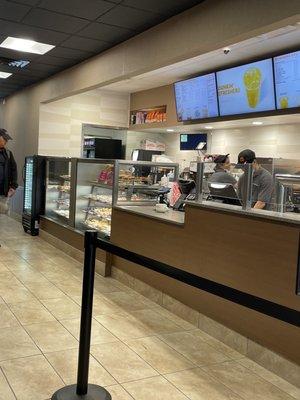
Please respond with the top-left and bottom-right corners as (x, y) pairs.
(274, 50), (300, 109)
(216, 59), (275, 116)
(174, 73), (219, 121)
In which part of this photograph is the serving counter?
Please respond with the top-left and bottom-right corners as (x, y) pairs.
(110, 201), (300, 370)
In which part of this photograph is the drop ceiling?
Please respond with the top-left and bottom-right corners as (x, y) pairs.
(0, 0), (204, 99)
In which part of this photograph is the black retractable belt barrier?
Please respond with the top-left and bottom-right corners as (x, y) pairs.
(51, 231), (111, 400)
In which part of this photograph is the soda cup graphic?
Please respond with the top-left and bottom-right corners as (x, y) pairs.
(243, 67), (262, 108)
(280, 96), (288, 109)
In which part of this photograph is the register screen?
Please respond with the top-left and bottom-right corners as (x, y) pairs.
(174, 73), (219, 121)
(274, 50), (300, 109)
(217, 59), (275, 116)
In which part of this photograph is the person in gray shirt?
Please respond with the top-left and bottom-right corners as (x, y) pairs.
(209, 154), (237, 185)
(237, 149), (274, 210)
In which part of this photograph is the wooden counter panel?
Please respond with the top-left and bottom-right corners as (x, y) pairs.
(111, 207), (300, 310)
(113, 256), (300, 364)
(40, 217), (106, 262)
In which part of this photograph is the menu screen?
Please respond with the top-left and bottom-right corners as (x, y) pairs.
(174, 73), (219, 121)
(274, 50), (300, 109)
(217, 59), (275, 116)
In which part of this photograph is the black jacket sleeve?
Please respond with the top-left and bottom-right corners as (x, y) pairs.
(9, 151), (18, 189)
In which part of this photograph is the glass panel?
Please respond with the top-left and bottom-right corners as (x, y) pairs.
(45, 158), (71, 224)
(200, 161), (246, 207)
(75, 161), (114, 238)
(115, 161), (178, 207)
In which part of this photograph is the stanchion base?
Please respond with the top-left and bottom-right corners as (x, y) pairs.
(52, 384), (111, 400)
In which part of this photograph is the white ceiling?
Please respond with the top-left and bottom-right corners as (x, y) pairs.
(103, 23), (300, 93)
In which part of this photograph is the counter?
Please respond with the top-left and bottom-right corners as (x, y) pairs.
(114, 205), (185, 225)
(110, 202), (300, 366)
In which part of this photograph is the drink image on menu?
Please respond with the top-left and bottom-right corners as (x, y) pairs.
(217, 58), (275, 116)
(243, 67), (262, 108)
(280, 96), (289, 109)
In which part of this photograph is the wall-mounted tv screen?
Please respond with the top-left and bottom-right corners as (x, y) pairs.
(216, 58), (275, 116)
(274, 50), (300, 110)
(174, 73), (219, 122)
(180, 133), (207, 151)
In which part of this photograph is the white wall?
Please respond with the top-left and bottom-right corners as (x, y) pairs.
(127, 123), (300, 171)
(39, 89), (130, 157)
(210, 123), (300, 162)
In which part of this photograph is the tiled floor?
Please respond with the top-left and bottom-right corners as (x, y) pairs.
(0, 215), (299, 400)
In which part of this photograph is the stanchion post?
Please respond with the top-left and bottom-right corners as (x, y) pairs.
(76, 230), (98, 395)
(51, 230), (111, 400)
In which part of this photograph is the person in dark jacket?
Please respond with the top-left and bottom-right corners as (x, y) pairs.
(0, 129), (18, 198)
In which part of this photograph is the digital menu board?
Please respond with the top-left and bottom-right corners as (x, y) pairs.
(274, 50), (300, 109)
(174, 73), (219, 121)
(217, 59), (275, 116)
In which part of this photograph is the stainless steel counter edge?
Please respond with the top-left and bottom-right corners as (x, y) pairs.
(186, 200), (300, 226)
(113, 205), (185, 226)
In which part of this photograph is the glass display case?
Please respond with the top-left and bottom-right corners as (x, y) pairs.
(113, 160), (179, 206)
(74, 159), (115, 238)
(45, 157), (72, 225)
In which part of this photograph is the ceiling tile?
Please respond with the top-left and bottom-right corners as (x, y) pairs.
(35, 54), (75, 67)
(0, 19), (69, 44)
(47, 46), (94, 60)
(0, 47), (39, 62)
(38, 0), (116, 20)
(97, 5), (164, 30)
(0, 0), (30, 22)
(60, 36), (109, 53)
(25, 62), (62, 73)
(7, 0), (40, 5)
(122, 0), (202, 15)
(22, 8), (89, 34)
(78, 22), (134, 42)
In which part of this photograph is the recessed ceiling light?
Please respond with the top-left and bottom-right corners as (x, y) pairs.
(0, 37), (55, 55)
(0, 72), (12, 79)
(204, 126), (213, 129)
(252, 121), (263, 125)
(166, 129), (174, 132)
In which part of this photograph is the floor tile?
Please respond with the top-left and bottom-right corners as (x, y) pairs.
(153, 306), (196, 331)
(105, 385), (133, 399)
(202, 360), (294, 400)
(0, 285), (37, 304)
(238, 358), (300, 399)
(0, 367), (16, 400)
(24, 283), (66, 300)
(125, 336), (194, 374)
(72, 294), (123, 315)
(192, 330), (244, 360)
(91, 341), (159, 383)
(25, 321), (78, 353)
(41, 296), (81, 319)
(166, 368), (242, 400)
(0, 354), (64, 400)
(12, 269), (49, 285)
(102, 291), (155, 312)
(45, 348), (116, 386)
(0, 304), (19, 329)
(124, 309), (186, 335)
(0, 325), (40, 361)
(95, 312), (153, 340)
(123, 376), (189, 400)
(159, 331), (230, 366)
(9, 299), (56, 325)
(60, 317), (118, 345)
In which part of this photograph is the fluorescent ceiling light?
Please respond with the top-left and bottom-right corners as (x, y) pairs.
(0, 71), (12, 79)
(0, 37), (55, 55)
(166, 129), (174, 132)
(252, 121), (263, 125)
(205, 125), (213, 129)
